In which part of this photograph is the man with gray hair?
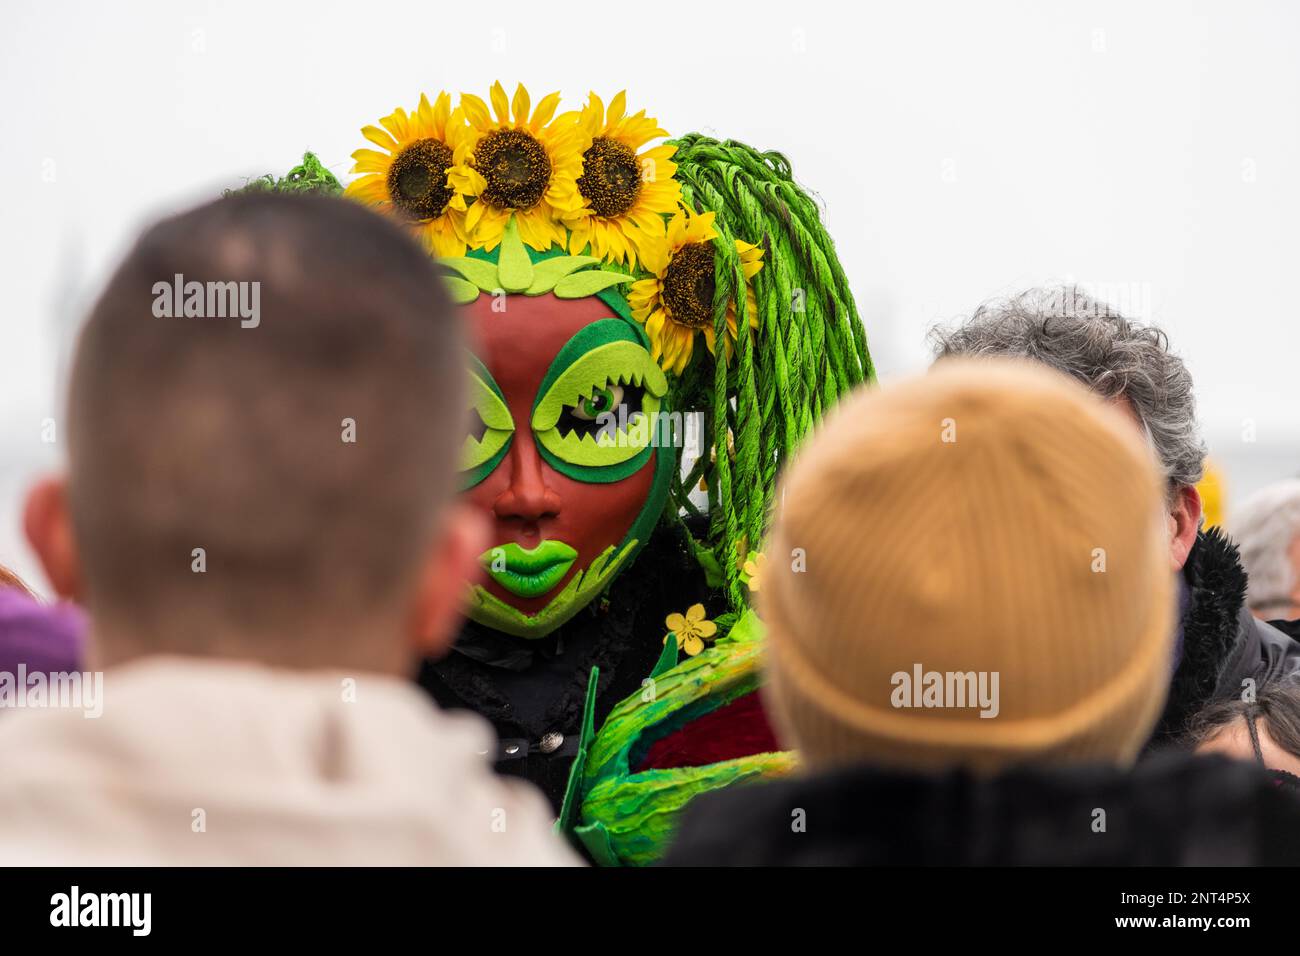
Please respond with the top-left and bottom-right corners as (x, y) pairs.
(1233, 479), (1300, 622)
(931, 286), (1300, 748)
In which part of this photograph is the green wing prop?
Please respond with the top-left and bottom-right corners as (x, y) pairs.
(557, 610), (796, 866)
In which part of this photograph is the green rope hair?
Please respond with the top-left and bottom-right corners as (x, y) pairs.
(225, 152), (342, 197)
(667, 135), (874, 611)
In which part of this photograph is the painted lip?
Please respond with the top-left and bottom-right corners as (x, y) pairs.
(481, 540), (579, 599)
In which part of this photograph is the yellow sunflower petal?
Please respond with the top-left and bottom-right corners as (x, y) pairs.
(638, 236), (670, 276)
(344, 175), (387, 203)
(655, 325), (679, 367)
(470, 204), (511, 251)
(489, 81), (510, 125)
(459, 93), (491, 130)
(527, 91), (564, 133)
(511, 84), (530, 126)
(627, 279), (661, 311)
(417, 217), (465, 258)
(644, 307), (668, 339)
(361, 125), (398, 152)
(431, 91), (451, 134)
(379, 108), (411, 144)
(615, 114), (668, 150)
(663, 326), (695, 375)
(465, 198), (486, 234)
(666, 210), (687, 249)
(350, 148), (392, 175)
(607, 90), (627, 126)
(579, 91), (604, 131)
(514, 207), (559, 252)
(414, 93), (437, 137)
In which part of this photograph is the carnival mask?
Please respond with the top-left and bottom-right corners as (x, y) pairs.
(447, 225), (675, 638)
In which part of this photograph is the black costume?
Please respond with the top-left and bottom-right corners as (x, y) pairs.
(420, 519), (717, 809)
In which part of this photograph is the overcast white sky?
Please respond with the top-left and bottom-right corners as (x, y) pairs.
(2, 0), (1299, 591)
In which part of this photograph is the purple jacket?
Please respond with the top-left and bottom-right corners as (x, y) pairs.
(0, 588), (85, 676)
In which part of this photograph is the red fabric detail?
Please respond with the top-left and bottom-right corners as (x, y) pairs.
(634, 692), (780, 772)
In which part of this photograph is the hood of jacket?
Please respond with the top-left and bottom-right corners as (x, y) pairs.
(1153, 527), (1300, 746)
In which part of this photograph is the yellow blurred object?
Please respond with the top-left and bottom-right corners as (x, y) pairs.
(1198, 459), (1226, 530)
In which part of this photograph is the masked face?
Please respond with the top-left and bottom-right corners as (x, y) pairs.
(459, 292), (672, 638)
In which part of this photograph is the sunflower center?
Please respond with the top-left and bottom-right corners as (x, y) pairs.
(662, 242), (716, 330)
(387, 138), (455, 221)
(475, 129), (551, 210)
(577, 137), (642, 218)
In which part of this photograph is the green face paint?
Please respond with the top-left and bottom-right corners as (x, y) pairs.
(481, 540), (578, 599)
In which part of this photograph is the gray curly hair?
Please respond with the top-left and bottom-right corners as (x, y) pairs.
(1232, 480), (1300, 615)
(928, 286), (1206, 488)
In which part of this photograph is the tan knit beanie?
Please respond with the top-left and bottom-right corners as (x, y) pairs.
(760, 358), (1174, 774)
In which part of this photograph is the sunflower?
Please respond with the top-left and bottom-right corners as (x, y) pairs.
(450, 82), (588, 253)
(344, 92), (472, 257)
(560, 91), (681, 269)
(628, 209), (764, 375)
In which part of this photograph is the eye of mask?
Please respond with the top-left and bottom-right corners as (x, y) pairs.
(532, 320), (668, 483)
(460, 354), (514, 489)
(557, 382), (647, 438)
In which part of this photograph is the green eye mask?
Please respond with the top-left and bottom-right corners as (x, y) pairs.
(460, 353), (514, 490)
(532, 320), (669, 483)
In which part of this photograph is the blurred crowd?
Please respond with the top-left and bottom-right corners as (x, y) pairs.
(2, 192), (1300, 866)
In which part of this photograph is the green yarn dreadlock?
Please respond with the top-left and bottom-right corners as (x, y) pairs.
(225, 153), (343, 197)
(664, 135), (874, 611)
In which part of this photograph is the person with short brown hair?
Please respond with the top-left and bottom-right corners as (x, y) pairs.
(0, 192), (577, 865)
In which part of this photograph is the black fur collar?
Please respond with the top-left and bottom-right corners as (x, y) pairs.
(1152, 527), (1248, 742)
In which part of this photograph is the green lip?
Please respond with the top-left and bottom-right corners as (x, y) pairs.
(481, 540), (579, 599)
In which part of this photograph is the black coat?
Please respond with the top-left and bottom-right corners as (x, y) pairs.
(661, 753), (1300, 866)
(1150, 527), (1300, 747)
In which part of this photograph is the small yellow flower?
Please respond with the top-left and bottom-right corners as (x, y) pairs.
(742, 552), (768, 594)
(664, 603), (717, 657)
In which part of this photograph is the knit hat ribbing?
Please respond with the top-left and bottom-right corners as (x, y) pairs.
(760, 358), (1174, 774)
